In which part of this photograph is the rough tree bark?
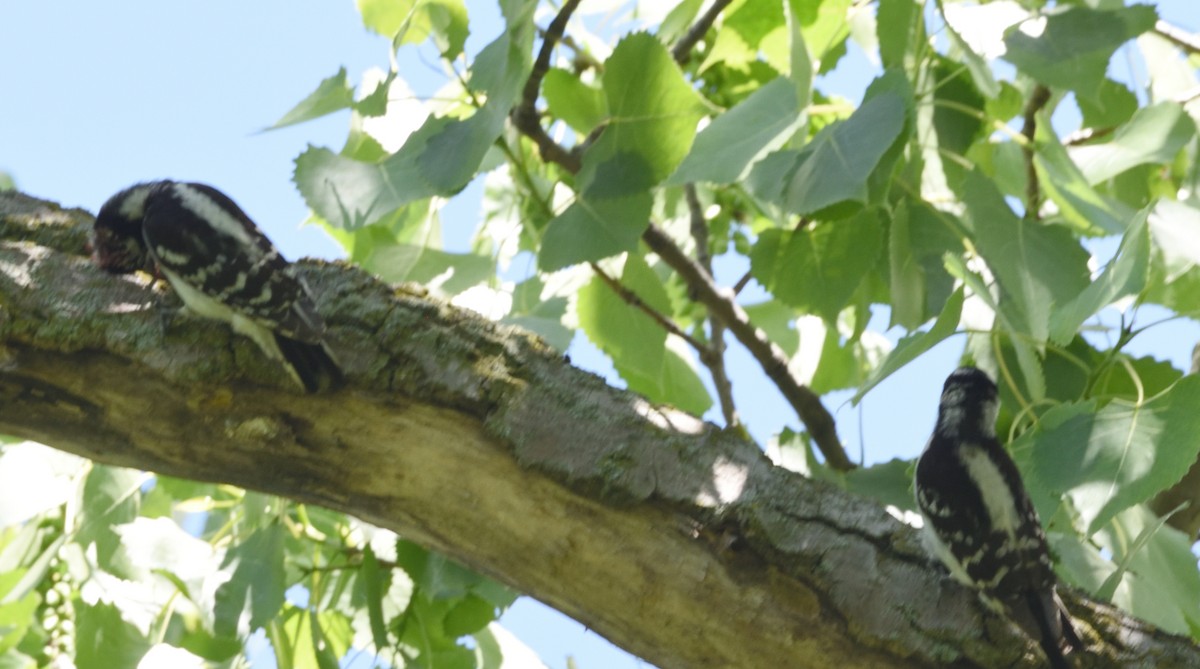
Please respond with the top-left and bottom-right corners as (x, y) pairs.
(0, 190), (1195, 668)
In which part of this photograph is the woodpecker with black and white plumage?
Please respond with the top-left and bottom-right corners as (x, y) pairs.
(92, 180), (342, 392)
(915, 366), (1081, 668)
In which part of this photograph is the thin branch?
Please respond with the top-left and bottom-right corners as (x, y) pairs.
(671, 0), (736, 65)
(1021, 84), (1051, 220)
(732, 271), (753, 296)
(1061, 125), (1117, 147)
(643, 225), (852, 471)
(510, 0), (583, 172)
(686, 184), (739, 428)
(589, 261), (710, 355)
(536, 25), (603, 73)
(1155, 19), (1200, 55)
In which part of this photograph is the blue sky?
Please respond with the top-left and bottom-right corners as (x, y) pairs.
(3, 1), (1198, 668)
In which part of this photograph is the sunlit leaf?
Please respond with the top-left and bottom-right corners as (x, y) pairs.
(1002, 5), (1157, 97)
(268, 68), (355, 130)
(1070, 103), (1195, 185)
(748, 90), (906, 215)
(669, 78), (802, 185)
(1015, 375), (1200, 536)
(1048, 206), (1149, 344)
(750, 209), (884, 320)
(538, 193), (652, 271)
(543, 69), (607, 134)
(213, 524), (286, 636)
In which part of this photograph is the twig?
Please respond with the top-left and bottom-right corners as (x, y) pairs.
(536, 25), (603, 73)
(686, 184), (739, 428)
(732, 271), (753, 295)
(1061, 125), (1116, 147)
(1155, 19), (1200, 55)
(589, 261), (710, 355)
(1021, 84), (1051, 220)
(643, 225), (852, 471)
(510, 0), (583, 172)
(671, 0), (736, 65)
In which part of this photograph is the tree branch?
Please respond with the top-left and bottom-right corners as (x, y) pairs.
(643, 224), (852, 471)
(1, 192), (1198, 668)
(685, 184), (739, 428)
(510, 0), (583, 172)
(1021, 84), (1051, 220)
(1155, 19), (1200, 55)
(671, 0), (736, 65)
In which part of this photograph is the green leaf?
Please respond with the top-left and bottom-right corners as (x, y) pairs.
(931, 57), (985, 158)
(748, 91), (906, 215)
(668, 77), (802, 185)
(308, 610), (341, 669)
(294, 145), (439, 231)
(843, 458), (916, 512)
(622, 340), (713, 416)
(750, 209), (884, 320)
(877, 0), (918, 70)
(744, 300), (800, 355)
(366, 244), (492, 295)
(1002, 5), (1157, 97)
(213, 524), (286, 636)
(960, 171), (1091, 342)
(76, 465), (141, 575)
(658, 0), (705, 44)
(939, 6), (1000, 97)
(0, 650), (34, 669)
(1033, 122), (1134, 235)
(0, 444), (85, 527)
(888, 200), (924, 330)
(577, 33), (710, 197)
(543, 69), (607, 134)
(358, 0), (469, 58)
(537, 192), (652, 271)
(269, 68), (355, 130)
(853, 286), (963, 403)
(442, 594), (496, 637)
(1077, 78), (1138, 128)
(357, 0), (411, 38)
(798, 0), (851, 73)
(1148, 199), (1200, 281)
(1092, 506), (1200, 634)
(699, 0), (784, 72)
(296, 17), (530, 230)
(1048, 206), (1150, 344)
(0, 572), (36, 655)
(1070, 103), (1196, 184)
(75, 602), (151, 669)
(504, 278), (571, 351)
(361, 546), (390, 651)
(1015, 375), (1200, 536)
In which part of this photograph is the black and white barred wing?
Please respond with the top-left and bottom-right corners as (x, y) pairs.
(140, 182), (326, 344)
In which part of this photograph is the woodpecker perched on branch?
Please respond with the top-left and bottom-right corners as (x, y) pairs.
(915, 367), (1081, 668)
(92, 180), (342, 392)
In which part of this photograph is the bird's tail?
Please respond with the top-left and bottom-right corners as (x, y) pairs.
(275, 334), (343, 393)
(1026, 589), (1081, 669)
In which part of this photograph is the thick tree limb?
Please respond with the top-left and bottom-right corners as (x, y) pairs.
(0, 191), (1196, 668)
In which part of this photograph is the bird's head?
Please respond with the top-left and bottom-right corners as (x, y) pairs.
(91, 181), (163, 274)
(936, 366), (999, 440)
